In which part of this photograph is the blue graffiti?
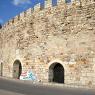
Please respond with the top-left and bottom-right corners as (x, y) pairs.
(28, 71), (36, 80)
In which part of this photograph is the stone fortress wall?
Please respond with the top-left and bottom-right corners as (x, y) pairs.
(0, 0), (95, 88)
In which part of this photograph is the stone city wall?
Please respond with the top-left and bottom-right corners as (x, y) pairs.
(0, 0), (95, 88)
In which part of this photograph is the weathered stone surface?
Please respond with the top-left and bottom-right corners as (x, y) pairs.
(0, 0), (95, 88)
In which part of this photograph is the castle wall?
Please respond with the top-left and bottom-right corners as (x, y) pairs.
(0, 0), (95, 88)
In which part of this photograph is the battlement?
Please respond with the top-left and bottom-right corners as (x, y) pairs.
(2, 0), (95, 28)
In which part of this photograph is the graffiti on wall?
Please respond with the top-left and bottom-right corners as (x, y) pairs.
(20, 70), (37, 80)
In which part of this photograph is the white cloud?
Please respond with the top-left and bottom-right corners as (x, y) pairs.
(12, 0), (31, 6)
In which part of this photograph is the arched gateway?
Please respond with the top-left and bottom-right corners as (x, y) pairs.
(13, 60), (22, 79)
(49, 62), (64, 83)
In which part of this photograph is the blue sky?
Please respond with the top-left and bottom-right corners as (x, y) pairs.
(0, 0), (45, 25)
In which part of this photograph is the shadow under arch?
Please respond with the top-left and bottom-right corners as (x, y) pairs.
(0, 62), (3, 76)
(13, 60), (22, 79)
(49, 62), (64, 83)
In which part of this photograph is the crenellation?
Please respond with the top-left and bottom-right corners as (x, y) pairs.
(3, 0), (95, 27)
(45, 0), (52, 8)
(57, 0), (65, 5)
(19, 12), (25, 20)
(26, 8), (34, 15)
(13, 15), (19, 23)
(34, 3), (41, 12)
(11, 18), (14, 24)
(4, 18), (16, 26)
(71, 0), (80, 6)
(24, 11), (27, 17)
(4, 22), (9, 28)
(8, 19), (13, 25)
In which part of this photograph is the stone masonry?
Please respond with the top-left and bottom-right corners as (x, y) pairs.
(0, 0), (95, 88)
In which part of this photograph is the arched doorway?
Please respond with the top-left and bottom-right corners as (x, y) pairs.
(0, 63), (3, 76)
(13, 60), (22, 79)
(49, 63), (64, 83)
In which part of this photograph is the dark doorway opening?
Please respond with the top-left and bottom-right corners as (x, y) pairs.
(13, 60), (22, 79)
(49, 63), (64, 83)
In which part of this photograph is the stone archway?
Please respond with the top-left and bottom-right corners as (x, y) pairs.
(13, 60), (22, 79)
(49, 62), (64, 83)
(0, 63), (3, 76)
